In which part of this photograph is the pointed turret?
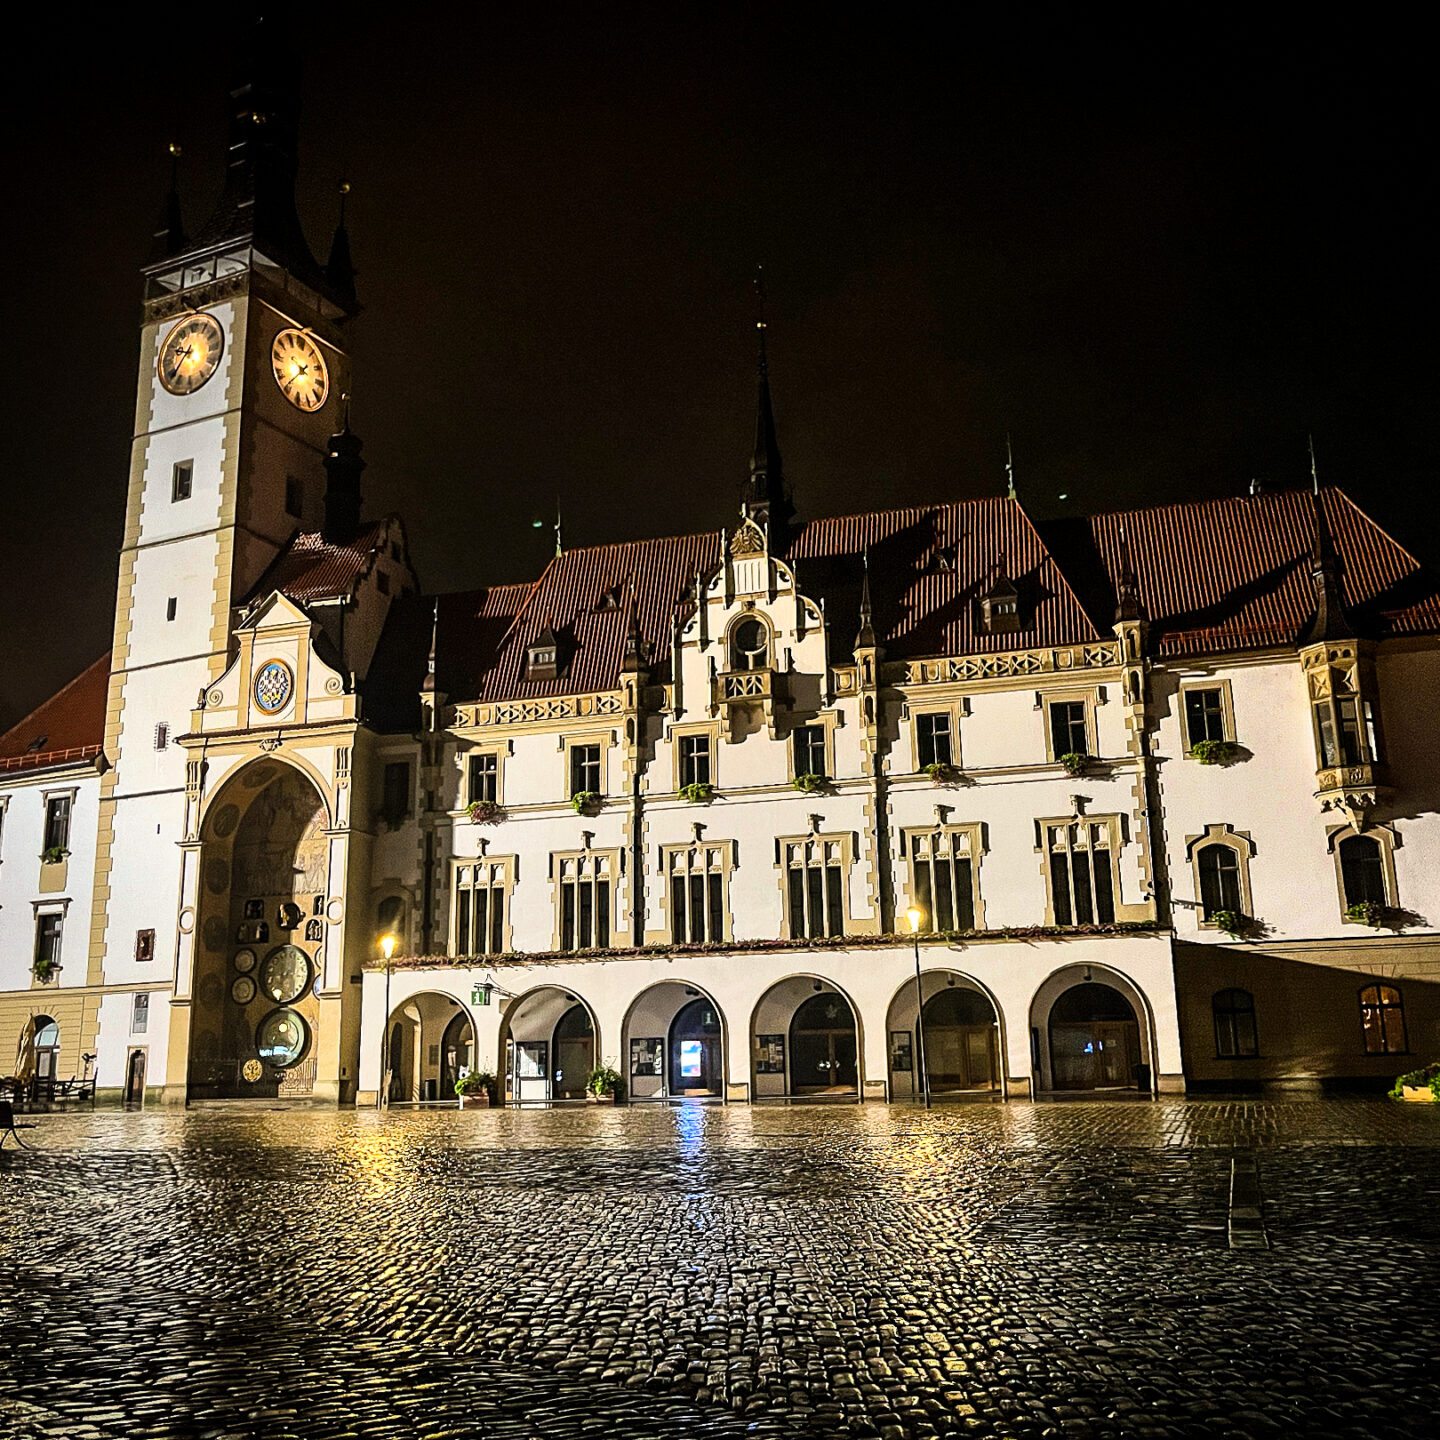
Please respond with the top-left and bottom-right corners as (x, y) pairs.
(1115, 524), (1142, 624)
(620, 583), (648, 675)
(855, 554), (876, 652)
(1300, 487), (1355, 645)
(322, 403), (366, 544)
(741, 269), (795, 547)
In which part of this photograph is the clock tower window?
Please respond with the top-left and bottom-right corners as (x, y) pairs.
(172, 461), (193, 502)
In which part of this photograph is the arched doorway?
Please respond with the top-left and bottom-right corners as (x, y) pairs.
(384, 993), (474, 1103)
(123, 1049), (147, 1106)
(32, 1017), (60, 1081)
(552, 1004), (595, 1099)
(1048, 982), (1141, 1090)
(885, 972), (1003, 1100)
(789, 992), (859, 1095)
(670, 998), (723, 1097)
(191, 761), (330, 1100)
(441, 1009), (475, 1100)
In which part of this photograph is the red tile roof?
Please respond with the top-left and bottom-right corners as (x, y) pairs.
(246, 520), (394, 606)
(0, 655), (109, 774)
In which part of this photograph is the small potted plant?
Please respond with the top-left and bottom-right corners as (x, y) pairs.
(791, 773), (830, 795)
(585, 1064), (624, 1104)
(455, 1071), (496, 1108)
(1190, 739), (1241, 766)
(40, 846), (69, 865)
(679, 781), (715, 804)
(922, 762), (961, 786)
(466, 799), (503, 824)
(32, 956), (59, 984)
(1057, 752), (1089, 777)
(1209, 908), (1257, 941)
(571, 791), (603, 816)
(1391, 1062), (1440, 1103)
(1346, 900), (1389, 928)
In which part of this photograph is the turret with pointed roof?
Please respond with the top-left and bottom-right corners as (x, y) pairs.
(740, 276), (795, 548)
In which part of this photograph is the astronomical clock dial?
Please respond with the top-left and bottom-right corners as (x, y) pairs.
(271, 328), (329, 411)
(158, 312), (224, 395)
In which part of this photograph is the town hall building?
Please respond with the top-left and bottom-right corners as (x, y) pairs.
(3, 40), (1438, 1108)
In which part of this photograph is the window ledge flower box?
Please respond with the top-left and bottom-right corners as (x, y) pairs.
(1189, 739), (1242, 766)
(678, 782), (715, 804)
(1057, 752), (1090, 777)
(465, 800), (504, 824)
(923, 762), (962, 786)
(570, 791), (603, 817)
(791, 773), (831, 795)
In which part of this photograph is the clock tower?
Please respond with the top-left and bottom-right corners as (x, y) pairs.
(88, 19), (359, 1092)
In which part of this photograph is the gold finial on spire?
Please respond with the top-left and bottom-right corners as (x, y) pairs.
(1309, 433), (1320, 495)
(1005, 433), (1017, 501)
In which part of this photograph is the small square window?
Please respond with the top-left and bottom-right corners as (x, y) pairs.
(166, 597), (177, 622)
(171, 461), (193, 502)
(285, 476), (304, 519)
(135, 929), (156, 963)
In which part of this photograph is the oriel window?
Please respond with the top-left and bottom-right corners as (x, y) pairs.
(915, 713), (953, 769)
(1046, 821), (1116, 925)
(570, 743), (602, 797)
(678, 734), (711, 789)
(1049, 700), (1089, 758)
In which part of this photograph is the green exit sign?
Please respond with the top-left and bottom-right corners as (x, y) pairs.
(471, 985), (492, 1007)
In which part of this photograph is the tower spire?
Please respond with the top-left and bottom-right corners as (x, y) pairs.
(326, 179), (358, 310)
(855, 550), (876, 651)
(741, 266), (795, 547)
(1300, 483), (1353, 645)
(1005, 433), (1017, 501)
(150, 143), (187, 262)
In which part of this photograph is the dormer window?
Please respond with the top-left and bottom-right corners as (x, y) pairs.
(526, 626), (562, 681)
(730, 617), (769, 671)
(981, 574), (1021, 634)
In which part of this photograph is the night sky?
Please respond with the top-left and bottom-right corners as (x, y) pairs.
(1, 9), (1432, 731)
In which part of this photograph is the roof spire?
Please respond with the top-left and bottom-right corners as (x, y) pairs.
(1300, 483), (1354, 645)
(149, 142), (187, 262)
(742, 265), (795, 547)
(855, 550), (877, 651)
(422, 599), (440, 694)
(1309, 433), (1320, 496)
(1005, 433), (1017, 501)
(322, 394), (366, 544)
(621, 577), (648, 674)
(325, 178), (358, 310)
(1115, 523), (1142, 623)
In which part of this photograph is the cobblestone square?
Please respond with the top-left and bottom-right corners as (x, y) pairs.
(3, 1099), (1438, 1439)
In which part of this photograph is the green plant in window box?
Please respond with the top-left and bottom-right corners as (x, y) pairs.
(1345, 900), (1390, 928)
(1209, 909), (1258, 941)
(1190, 739), (1241, 766)
(455, 1070), (497, 1107)
(1390, 1062), (1440, 1102)
(31, 956), (59, 983)
(570, 791), (603, 816)
(679, 781), (715, 804)
(791, 773), (830, 795)
(40, 846), (69, 865)
(585, 1063), (624, 1102)
(923, 762), (962, 785)
(1057, 752), (1089, 777)
(466, 799), (503, 824)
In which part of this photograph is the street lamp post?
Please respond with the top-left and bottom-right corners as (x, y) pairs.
(376, 934), (396, 1111)
(906, 906), (931, 1110)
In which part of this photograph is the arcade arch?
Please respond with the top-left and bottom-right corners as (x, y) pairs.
(885, 971), (1003, 1100)
(750, 977), (861, 1100)
(499, 986), (599, 1103)
(1029, 965), (1156, 1093)
(382, 991), (476, 1103)
(622, 981), (727, 1102)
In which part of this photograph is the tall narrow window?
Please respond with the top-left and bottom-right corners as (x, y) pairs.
(131, 993), (150, 1034)
(454, 861), (509, 956)
(792, 723), (827, 778)
(668, 844), (728, 943)
(381, 762), (411, 826)
(1184, 688), (1226, 747)
(569, 743), (601, 796)
(1359, 984), (1406, 1055)
(154, 723), (170, 751)
(557, 852), (612, 950)
(678, 734), (711, 789)
(1197, 844), (1242, 919)
(166, 597), (177, 622)
(134, 929), (156, 963)
(467, 753), (498, 805)
(1212, 989), (1258, 1057)
(908, 829), (977, 931)
(171, 460), (193, 502)
(783, 838), (847, 938)
(285, 475), (304, 519)
(915, 713), (953, 769)
(1338, 835), (1387, 908)
(1049, 700), (1088, 758)
(1046, 821), (1116, 925)
(43, 795), (72, 854)
(34, 912), (64, 972)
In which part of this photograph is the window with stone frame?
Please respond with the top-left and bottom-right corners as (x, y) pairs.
(467, 752), (499, 805)
(1196, 844), (1243, 919)
(1338, 834), (1388, 908)
(729, 616), (769, 671)
(43, 794), (72, 854)
(1212, 988), (1258, 1057)
(678, 733), (712, 789)
(907, 827), (982, 932)
(915, 712), (954, 769)
(556, 851), (614, 950)
(1048, 699), (1089, 759)
(134, 929), (156, 963)
(782, 836), (848, 939)
(792, 723), (827, 779)
(1184, 687), (1227, 747)
(569, 743), (602, 797)
(666, 844), (729, 944)
(131, 992), (150, 1035)
(34, 911), (64, 973)
(454, 858), (512, 956)
(1359, 983), (1407, 1055)
(1044, 820), (1117, 925)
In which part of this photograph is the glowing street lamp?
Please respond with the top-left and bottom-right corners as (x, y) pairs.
(377, 935), (397, 1111)
(906, 906), (931, 1110)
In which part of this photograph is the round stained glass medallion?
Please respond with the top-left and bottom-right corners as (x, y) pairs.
(231, 974), (257, 1005)
(233, 948), (257, 974)
(252, 660), (293, 715)
(258, 944), (311, 1004)
(256, 1008), (309, 1068)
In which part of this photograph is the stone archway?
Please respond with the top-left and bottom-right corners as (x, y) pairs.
(500, 986), (599, 1103)
(190, 761), (330, 1100)
(622, 982), (727, 1102)
(750, 978), (861, 1101)
(885, 971), (1003, 1100)
(1030, 966), (1156, 1093)
(383, 991), (475, 1103)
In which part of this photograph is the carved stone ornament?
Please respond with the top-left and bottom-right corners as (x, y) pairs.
(730, 520), (766, 556)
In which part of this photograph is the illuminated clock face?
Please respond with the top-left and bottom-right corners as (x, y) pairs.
(271, 328), (329, 411)
(158, 312), (224, 395)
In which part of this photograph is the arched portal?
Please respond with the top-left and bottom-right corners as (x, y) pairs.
(1043, 980), (1143, 1091)
(32, 1017), (60, 1081)
(500, 986), (599, 1103)
(383, 992), (474, 1103)
(750, 978), (862, 1100)
(191, 760), (330, 1100)
(621, 982), (727, 1103)
(885, 971), (1002, 1100)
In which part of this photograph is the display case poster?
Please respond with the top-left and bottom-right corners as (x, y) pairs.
(630, 1038), (664, 1076)
(754, 1033), (785, 1074)
(889, 1030), (913, 1072)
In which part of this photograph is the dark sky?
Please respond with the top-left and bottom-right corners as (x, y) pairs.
(1, 8), (1433, 730)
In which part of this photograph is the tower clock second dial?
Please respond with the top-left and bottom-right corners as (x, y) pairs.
(272, 328), (329, 411)
(158, 312), (224, 395)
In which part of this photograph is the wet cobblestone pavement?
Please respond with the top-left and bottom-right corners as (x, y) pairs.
(3, 1099), (1439, 1439)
